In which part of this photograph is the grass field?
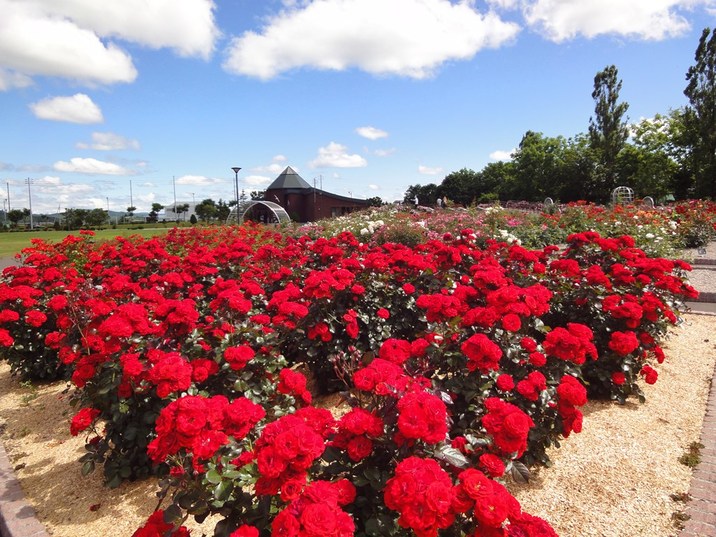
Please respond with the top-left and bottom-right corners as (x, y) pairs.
(0, 227), (171, 257)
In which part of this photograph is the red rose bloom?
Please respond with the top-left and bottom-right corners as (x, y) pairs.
(608, 331), (640, 356)
(496, 374), (514, 391)
(462, 333), (503, 373)
(482, 398), (534, 456)
(70, 407), (100, 436)
(640, 365), (658, 384)
(224, 345), (255, 371)
(229, 525), (259, 537)
(611, 372), (626, 385)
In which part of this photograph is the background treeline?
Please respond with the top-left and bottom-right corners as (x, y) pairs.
(405, 28), (716, 207)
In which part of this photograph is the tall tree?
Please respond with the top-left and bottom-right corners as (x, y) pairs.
(684, 27), (716, 198)
(589, 65), (630, 199)
(509, 131), (567, 202)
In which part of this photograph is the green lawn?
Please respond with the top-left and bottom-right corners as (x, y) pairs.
(0, 227), (171, 257)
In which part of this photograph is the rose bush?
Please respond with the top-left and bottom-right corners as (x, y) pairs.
(0, 202), (704, 536)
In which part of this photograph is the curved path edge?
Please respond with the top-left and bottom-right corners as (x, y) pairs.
(0, 437), (49, 537)
(680, 310), (716, 536)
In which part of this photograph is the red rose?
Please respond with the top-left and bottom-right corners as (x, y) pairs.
(496, 374), (514, 391)
(229, 525), (259, 537)
(224, 345), (255, 371)
(462, 333), (503, 373)
(70, 407), (100, 436)
(640, 365), (658, 384)
(608, 331), (640, 356)
(379, 338), (412, 364)
(479, 453), (506, 478)
(501, 313), (521, 332)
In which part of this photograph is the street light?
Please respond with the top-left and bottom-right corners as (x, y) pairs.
(231, 167), (241, 224)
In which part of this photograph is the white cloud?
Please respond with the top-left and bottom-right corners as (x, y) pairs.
(374, 148), (396, 157)
(418, 164), (444, 175)
(487, 0), (519, 9)
(489, 149), (514, 161)
(368, 184), (380, 190)
(35, 175), (61, 186)
(53, 157), (132, 175)
(30, 0), (219, 58)
(0, 67), (32, 91)
(76, 132), (140, 151)
(175, 175), (222, 186)
(0, 0), (218, 88)
(310, 142), (367, 168)
(0, 1), (137, 86)
(223, 0), (520, 79)
(356, 126), (388, 140)
(30, 94), (103, 124)
(521, 0), (702, 42)
(254, 155), (291, 174)
(244, 175), (272, 186)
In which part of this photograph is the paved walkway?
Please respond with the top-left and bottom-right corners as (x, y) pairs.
(679, 244), (716, 537)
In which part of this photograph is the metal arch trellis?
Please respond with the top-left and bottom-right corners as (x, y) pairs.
(226, 200), (291, 224)
(611, 186), (634, 206)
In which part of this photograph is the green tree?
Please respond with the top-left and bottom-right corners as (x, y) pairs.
(147, 203), (164, 223)
(63, 208), (89, 230)
(366, 196), (384, 207)
(684, 27), (716, 198)
(216, 199), (231, 222)
(404, 183), (440, 206)
(559, 134), (598, 202)
(175, 203), (190, 221)
(589, 65), (630, 199)
(507, 131), (568, 201)
(194, 199), (218, 222)
(476, 161), (513, 202)
(619, 115), (680, 200)
(439, 169), (480, 205)
(85, 208), (109, 228)
(7, 209), (25, 227)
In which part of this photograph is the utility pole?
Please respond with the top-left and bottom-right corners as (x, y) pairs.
(172, 176), (177, 221)
(26, 178), (34, 230)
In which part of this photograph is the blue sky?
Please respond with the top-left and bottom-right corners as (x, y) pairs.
(1, 0), (715, 215)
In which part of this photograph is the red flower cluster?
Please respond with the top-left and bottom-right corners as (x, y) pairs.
(272, 479), (356, 537)
(147, 395), (264, 467)
(543, 323), (597, 365)
(384, 457), (456, 537)
(332, 408), (384, 461)
(482, 398), (534, 457)
(254, 409), (335, 496)
(132, 510), (189, 537)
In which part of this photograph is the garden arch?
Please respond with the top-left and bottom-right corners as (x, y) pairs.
(611, 186), (634, 206)
(226, 200), (291, 224)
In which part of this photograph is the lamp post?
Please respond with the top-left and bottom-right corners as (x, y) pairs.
(231, 167), (241, 224)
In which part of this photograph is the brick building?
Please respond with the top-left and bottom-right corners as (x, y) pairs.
(256, 166), (371, 223)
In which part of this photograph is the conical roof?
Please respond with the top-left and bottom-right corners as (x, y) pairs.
(266, 166), (312, 190)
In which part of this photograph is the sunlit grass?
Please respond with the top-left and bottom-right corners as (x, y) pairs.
(0, 227), (173, 257)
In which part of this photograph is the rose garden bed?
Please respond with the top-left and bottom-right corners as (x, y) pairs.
(1, 203), (714, 537)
